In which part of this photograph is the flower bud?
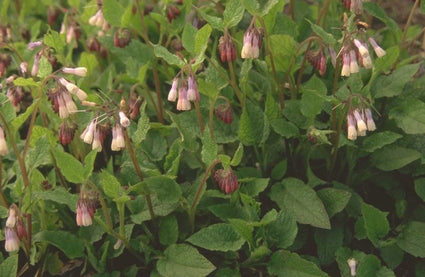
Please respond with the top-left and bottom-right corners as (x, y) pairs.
(62, 67), (87, 77)
(215, 103), (233, 124)
(176, 86), (191, 111)
(347, 258), (357, 276)
(368, 37), (386, 58)
(214, 168), (239, 194)
(6, 204), (18, 228)
(168, 78), (179, 102)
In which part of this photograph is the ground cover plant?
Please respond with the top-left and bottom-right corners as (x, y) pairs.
(0, 0), (424, 276)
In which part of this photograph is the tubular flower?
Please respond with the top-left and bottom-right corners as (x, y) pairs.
(62, 67), (87, 77)
(241, 26), (262, 59)
(4, 227), (19, 252)
(214, 168), (239, 194)
(368, 37), (386, 58)
(347, 258), (357, 276)
(0, 126), (8, 156)
(347, 114), (357, 141)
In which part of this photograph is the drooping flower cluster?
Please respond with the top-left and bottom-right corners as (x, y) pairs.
(166, 0), (183, 22)
(307, 49), (327, 76)
(76, 189), (98, 227)
(167, 71), (200, 111)
(215, 97), (234, 124)
(218, 32), (237, 63)
(88, 0), (109, 32)
(60, 16), (81, 44)
(214, 168), (239, 194)
(4, 204), (26, 252)
(59, 121), (76, 146)
(340, 37), (386, 77)
(346, 107), (376, 140)
(241, 23), (262, 59)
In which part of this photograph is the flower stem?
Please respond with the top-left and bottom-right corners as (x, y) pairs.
(228, 60), (245, 107)
(194, 101), (205, 135)
(189, 159), (221, 231)
(123, 130), (155, 220)
(401, 0), (420, 45)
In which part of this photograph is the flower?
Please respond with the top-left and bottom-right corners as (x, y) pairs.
(347, 258), (357, 276)
(0, 126), (8, 156)
(4, 227), (19, 252)
(215, 103), (233, 124)
(218, 34), (237, 63)
(186, 75), (199, 102)
(111, 124), (125, 151)
(168, 78), (179, 102)
(76, 199), (93, 227)
(81, 120), (96, 144)
(353, 39), (372, 69)
(6, 204), (17, 228)
(347, 114), (357, 141)
(341, 52), (351, 77)
(353, 109), (367, 136)
(20, 62), (28, 75)
(364, 108), (376, 131)
(176, 86), (191, 111)
(241, 26), (262, 59)
(214, 168), (239, 194)
(62, 67), (87, 77)
(16, 217), (27, 239)
(119, 111), (130, 128)
(59, 122), (76, 146)
(27, 40), (42, 50)
(368, 37), (386, 58)
(349, 50), (359, 74)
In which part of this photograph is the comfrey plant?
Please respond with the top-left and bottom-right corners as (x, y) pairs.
(0, 0), (424, 276)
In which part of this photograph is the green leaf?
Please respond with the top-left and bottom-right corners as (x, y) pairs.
(12, 101), (35, 130)
(376, 267), (396, 277)
(0, 255), (18, 277)
(362, 131), (403, 152)
(228, 218), (254, 246)
(157, 244), (215, 277)
(314, 226), (344, 266)
(372, 63), (419, 98)
(268, 250), (329, 277)
(230, 143), (244, 166)
(26, 136), (51, 170)
(363, 2), (398, 30)
(265, 210), (298, 249)
(159, 215), (178, 246)
(262, 0), (281, 16)
(194, 24), (212, 65)
(43, 30), (65, 53)
(239, 177), (269, 197)
(371, 145), (421, 171)
(0, 94), (15, 123)
(133, 102), (150, 145)
(271, 160), (287, 180)
(182, 23), (197, 54)
(145, 176), (181, 204)
(270, 119), (299, 138)
(380, 244), (404, 270)
(269, 34), (297, 72)
(154, 45), (185, 67)
(389, 98), (425, 134)
(195, 8), (224, 30)
(306, 19), (336, 44)
(37, 56), (52, 79)
(100, 170), (121, 199)
(362, 203), (389, 245)
(396, 221), (425, 258)
(33, 231), (84, 259)
(164, 140), (182, 176)
(238, 101), (270, 145)
(201, 127), (218, 166)
(102, 0), (124, 27)
(270, 178), (331, 229)
(224, 0), (244, 28)
(35, 187), (78, 211)
(414, 178), (425, 202)
(52, 148), (84, 183)
(140, 129), (167, 161)
(301, 75), (328, 119)
(357, 255), (381, 277)
(372, 46), (399, 74)
(242, 0), (259, 14)
(83, 150), (98, 180)
(187, 223), (245, 251)
(317, 188), (351, 218)
(13, 77), (40, 88)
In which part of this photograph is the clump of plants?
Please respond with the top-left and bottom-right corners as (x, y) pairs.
(0, 0), (424, 276)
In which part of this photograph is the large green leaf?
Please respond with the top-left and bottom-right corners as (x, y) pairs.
(187, 223), (245, 251)
(414, 178), (425, 202)
(371, 145), (421, 171)
(154, 45), (185, 67)
(363, 2), (398, 30)
(238, 101), (270, 145)
(159, 215), (179, 246)
(102, 0), (125, 27)
(182, 23), (197, 54)
(268, 250), (329, 277)
(389, 99), (425, 134)
(372, 64), (419, 98)
(157, 244), (215, 277)
(362, 203), (389, 246)
(301, 75), (328, 119)
(100, 170), (121, 199)
(33, 231), (84, 259)
(201, 127), (218, 166)
(52, 148), (85, 183)
(224, 0), (244, 28)
(270, 178), (330, 229)
(397, 221), (425, 258)
(362, 131), (402, 152)
(314, 226), (344, 266)
(145, 175), (182, 204)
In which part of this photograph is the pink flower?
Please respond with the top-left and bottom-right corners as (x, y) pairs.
(214, 168), (239, 194)
(4, 227), (19, 252)
(62, 67), (87, 77)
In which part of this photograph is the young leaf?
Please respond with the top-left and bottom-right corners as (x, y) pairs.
(0, 255), (18, 277)
(154, 45), (185, 67)
(194, 24), (212, 65)
(157, 244), (216, 277)
(230, 143), (244, 166)
(100, 170), (121, 199)
(187, 223), (245, 251)
(270, 178), (331, 229)
(182, 23), (197, 54)
(102, 0), (125, 27)
(37, 56), (52, 79)
(159, 215), (179, 246)
(43, 30), (65, 53)
(201, 127), (218, 166)
(306, 19), (336, 44)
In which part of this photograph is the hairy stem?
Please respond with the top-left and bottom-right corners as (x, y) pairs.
(401, 0), (420, 45)
(124, 130), (154, 219)
(228, 60), (245, 107)
(194, 101), (205, 135)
